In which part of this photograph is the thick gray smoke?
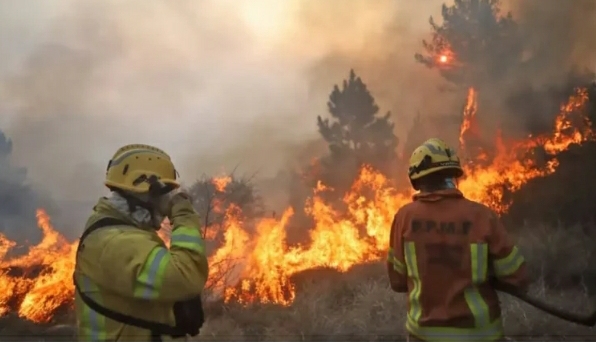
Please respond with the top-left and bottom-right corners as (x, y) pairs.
(0, 0), (319, 201)
(0, 131), (46, 239)
(0, 0), (448, 233)
(1, 0), (594, 236)
(477, 0), (596, 139)
(506, 0), (596, 85)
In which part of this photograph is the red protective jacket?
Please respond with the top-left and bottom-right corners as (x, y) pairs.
(387, 189), (528, 341)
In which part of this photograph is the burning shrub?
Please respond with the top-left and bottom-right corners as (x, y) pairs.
(187, 173), (265, 236)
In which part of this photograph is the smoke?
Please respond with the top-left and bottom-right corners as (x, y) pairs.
(292, 1), (451, 142)
(490, 0), (596, 138)
(400, 0), (596, 144)
(0, 0), (448, 206)
(0, 131), (44, 238)
(2, 0), (592, 233)
(506, 0), (596, 84)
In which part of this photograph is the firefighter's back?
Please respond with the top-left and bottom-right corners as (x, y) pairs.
(390, 137), (526, 341)
(398, 190), (505, 340)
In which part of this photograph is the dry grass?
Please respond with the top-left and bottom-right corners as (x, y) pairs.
(199, 223), (596, 341)
(2, 224), (596, 341)
(199, 265), (596, 341)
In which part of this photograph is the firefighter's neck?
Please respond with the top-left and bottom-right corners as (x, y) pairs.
(108, 191), (163, 230)
(418, 177), (457, 193)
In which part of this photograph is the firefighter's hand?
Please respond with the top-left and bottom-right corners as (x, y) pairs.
(156, 191), (193, 218)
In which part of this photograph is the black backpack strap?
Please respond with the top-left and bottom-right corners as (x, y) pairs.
(75, 217), (129, 254)
(73, 217), (183, 339)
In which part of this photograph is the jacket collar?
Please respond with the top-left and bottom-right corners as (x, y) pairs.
(92, 196), (156, 232)
(413, 188), (464, 202)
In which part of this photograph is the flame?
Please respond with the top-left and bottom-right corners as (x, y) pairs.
(436, 48), (455, 67)
(0, 210), (77, 322)
(459, 87), (479, 150)
(543, 88), (593, 153)
(0, 88), (593, 321)
(212, 176), (232, 192)
(458, 87), (592, 213)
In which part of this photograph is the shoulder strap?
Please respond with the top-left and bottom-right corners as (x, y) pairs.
(76, 217), (129, 254)
(73, 217), (182, 337)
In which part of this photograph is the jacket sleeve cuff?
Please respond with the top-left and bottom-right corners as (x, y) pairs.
(170, 200), (201, 229)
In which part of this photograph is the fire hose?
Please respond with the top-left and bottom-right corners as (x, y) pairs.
(492, 279), (596, 326)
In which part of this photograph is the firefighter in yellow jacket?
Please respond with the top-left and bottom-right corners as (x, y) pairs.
(74, 144), (209, 341)
(387, 138), (528, 341)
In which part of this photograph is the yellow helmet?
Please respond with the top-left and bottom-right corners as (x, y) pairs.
(105, 144), (180, 194)
(408, 138), (463, 183)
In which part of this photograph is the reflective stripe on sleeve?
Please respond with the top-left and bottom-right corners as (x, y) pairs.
(387, 247), (406, 274)
(493, 246), (524, 277)
(133, 247), (171, 299)
(404, 242), (422, 324)
(470, 243), (488, 284)
(79, 275), (107, 340)
(465, 243), (491, 328)
(170, 226), (205, 254)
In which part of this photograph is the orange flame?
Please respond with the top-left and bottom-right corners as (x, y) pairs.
(0, 210), (77, 322)
(213, 176), (232, 193)
(0, 87), (593, 321)
(436, 48), (455, 67)
(459, 87), (479, 150)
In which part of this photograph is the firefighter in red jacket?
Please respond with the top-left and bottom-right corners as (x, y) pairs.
(387, 138), (528, 341)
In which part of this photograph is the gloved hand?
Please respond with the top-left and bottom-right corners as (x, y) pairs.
(155, 190), (193, 218)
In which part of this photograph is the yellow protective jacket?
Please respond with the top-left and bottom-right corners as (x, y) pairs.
(74, 197), (209, 341)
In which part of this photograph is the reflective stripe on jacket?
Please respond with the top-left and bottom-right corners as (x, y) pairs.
(387, 189), (528, 341)
(74, 197), (209, 341)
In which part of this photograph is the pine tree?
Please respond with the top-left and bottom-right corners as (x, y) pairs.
(414, 0), (521, 87)
(316, 69), (398, 190)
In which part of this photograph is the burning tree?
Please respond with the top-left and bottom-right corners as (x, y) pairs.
(186, 173), (265, 299)
(3, 1), (596, 324)
(316, 69), (398, 194)
(506, 85), (596, 226)
(1, 80), (595, 324)
(414, 1), (596, 224)
(187, 172), (264, 235)
(414, 0), (522, 88)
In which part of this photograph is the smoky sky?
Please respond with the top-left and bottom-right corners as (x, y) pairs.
(0, 0), (594, 209)
(0, 0), (448, 205)
(506, 0), (596, 83)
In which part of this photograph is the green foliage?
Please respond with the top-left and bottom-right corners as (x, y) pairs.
(316, 69), (398, 191)
(415, 0), (521, 87)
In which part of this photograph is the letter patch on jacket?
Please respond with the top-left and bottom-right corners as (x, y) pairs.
(411, 220), (472, 235)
